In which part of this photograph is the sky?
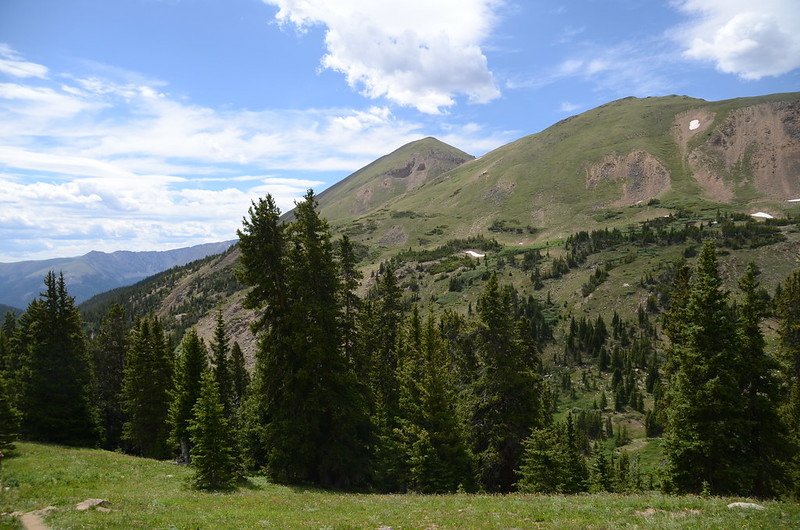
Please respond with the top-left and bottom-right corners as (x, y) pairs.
(0, 0), (798, 262)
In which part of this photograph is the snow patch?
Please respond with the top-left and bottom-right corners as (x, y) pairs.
(789, 198), (800, 203)
(464, 250), (485, 258)
(750, 212), (775, 219)
(689, 119), (700, 131)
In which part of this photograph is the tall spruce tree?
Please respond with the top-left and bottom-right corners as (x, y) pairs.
(736, 263), (790, 496)
(663, 241), (747, 494)
(392, 310), (472, 492)
(469, 274), (545, 492)
(169, 328), (208, 463)
(229, 341), (249, 411)
(20, 272), (100, 446)
(0, 375), (21, 453)
(91, 303), (129, 450)
(777, 270), (800, 495)
(189, 371), (236, 490)
(122, 314), (173, 458)
(209, 309), (232, 418)
(238, 191), (370, 487)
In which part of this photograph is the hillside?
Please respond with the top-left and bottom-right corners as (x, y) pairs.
(0, 303), (22, 317)
(3, 442), (798, 529)
(0, 240), (236, 308)
(333, 93), (800, 252)
(78, 92), (800, 358)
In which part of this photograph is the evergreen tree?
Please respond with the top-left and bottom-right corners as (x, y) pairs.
(189, 371), (236, 490)
(469, 274), (545, 492)
(0, 375), (21, 453)
(736, 263), (790, 496)
(663, 241), (747, 494)
(516, 413), (587, 493)
(169, 328), (208, 463)
(20, 272), (100, 446)
(238, 191), (370, 487)
(776, 270), (800, 495)
(778, 271), (800, 435)
(229, 341), (249, 411)
(122, 314), (173, 458)
(209, 309), (232, 418)
(394, 311), (472, 492)
(91, 304), (129, 450)
(589, 449), (612, 492)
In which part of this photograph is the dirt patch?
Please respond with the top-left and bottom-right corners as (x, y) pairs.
(19, 507), (55, 530)
(378, 225), (408, 246)
(483, 181), (516, 204)
(688, 149), (735, 202)
(586, 150), (671, 206)
(689, 100), (800, 201)
(351, 186), (374, 215)
(673, 108), (716, 155)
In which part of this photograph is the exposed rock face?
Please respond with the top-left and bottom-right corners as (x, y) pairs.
(682, 100), (800, 202)
(586, 150), (671, 206)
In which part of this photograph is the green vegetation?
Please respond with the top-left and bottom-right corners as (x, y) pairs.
(3, 442), (800, 529)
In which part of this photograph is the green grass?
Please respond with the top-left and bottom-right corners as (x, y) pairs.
(2, 443), (799, 529)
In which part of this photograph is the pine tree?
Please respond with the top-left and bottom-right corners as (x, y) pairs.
(189, 371), (236, 490)
(777, 271), (800, 435)
(238, 191), (370, 487)
(469, 274), (545, 492)
(91, 304), (129, 450)
(0, 375), (21, 453)
(229, 341), (249, 410)
(169, 328), (208, 463)
(589, 449), (612, 492)
(736, 263), (791, 496)
(394, 311), (472, 492)
(663, 241), (747, 494)
(122, 314), (173, 458)
(516, 413), (587, 493)
(20, 272), (100, 446)
(209, 309), (232, 418)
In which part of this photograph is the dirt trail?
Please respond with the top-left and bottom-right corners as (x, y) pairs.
(19, 508), (52, 530)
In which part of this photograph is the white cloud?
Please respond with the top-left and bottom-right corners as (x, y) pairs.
(0, 48), (513, 261)
(558, 101), (581, 113)
(673, 0), (800, 79)
(0, 44), (48, 79)
(264, 0), (502, 114)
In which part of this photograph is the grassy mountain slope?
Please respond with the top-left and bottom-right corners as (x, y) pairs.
(3, 442), (798, 529)
(78, 93), (800, 358)
(0, 241), (236, 308)
(334, 93), (799, 254)
(309, 136), (473, 223)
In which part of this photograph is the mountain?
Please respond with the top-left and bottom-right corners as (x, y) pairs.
(331, 93), (800, 251)
(0, 303), (22, 317)
(77, 92), (800, 358)
(0, 241), (236, 308)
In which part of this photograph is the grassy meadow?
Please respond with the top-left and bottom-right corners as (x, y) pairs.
(2, 442), (799, 529)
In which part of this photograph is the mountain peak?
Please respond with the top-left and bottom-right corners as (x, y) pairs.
(313, 137), (474, 223)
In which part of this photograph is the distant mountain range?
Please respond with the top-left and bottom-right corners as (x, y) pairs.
(0, 241), (236, 309)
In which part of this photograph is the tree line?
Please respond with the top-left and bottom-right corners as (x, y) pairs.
(1, 191), (799, 497)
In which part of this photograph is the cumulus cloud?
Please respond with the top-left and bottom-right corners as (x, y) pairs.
(0, 49), (511, 261)
(264, 0), (502, 114)
(673, 0), (800, 79)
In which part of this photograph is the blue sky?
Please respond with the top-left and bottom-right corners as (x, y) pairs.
(1, 0), (798, 261)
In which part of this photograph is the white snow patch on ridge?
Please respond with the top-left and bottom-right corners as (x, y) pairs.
(465, 250), (485, 258)
(689, 119), (700, 130)
(751, 212), (774, 219)
(789, 198), (800, 203)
